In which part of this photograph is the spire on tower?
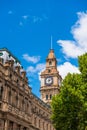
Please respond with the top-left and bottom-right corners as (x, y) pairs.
(51, 36), (53, 50)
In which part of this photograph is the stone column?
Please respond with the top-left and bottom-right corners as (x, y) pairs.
(40, 120), (43, 130)
(10, 88), (12, 105)
(32, 114), (34, 125)
(44, 122), (47, 130)
(37, 117), (40, 128)
(4, 120), (9, 130)
(48, 123), (51, 130)
(3, 84), (8, 102)
(43, 121), (45, 130)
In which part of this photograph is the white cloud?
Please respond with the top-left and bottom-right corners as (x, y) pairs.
(26, 63), (45, 76)
(32, 14), (48, 23)
(19, 21), (23, 26)
(33, 16), (42, 23)
(72, 12), (87, 48)
(42, 14), (48, 20)
(20, 14), (48, 24)
(58, 62), (80, 79)
(8, 10), (13, 14)
(57, 11), (87, 58)
(58, 40), (84, 58)
(22, 15), (29, 20)
(23, 54), (41, 63)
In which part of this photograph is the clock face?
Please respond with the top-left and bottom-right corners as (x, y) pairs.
(45, 77), (53, 85)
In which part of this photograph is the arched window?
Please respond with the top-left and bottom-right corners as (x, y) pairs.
(17, 125), (21, 130)
(8, 91), (11, 103)
(0, 86), (3, 100)
(16, 95), (18, 106)
(23, 127), (26, 130)
(46, 95), (48, 100)
(12, 89), (17, 106)
(22, 99), (24, 110)
(10, 73), (12, 79)
(27, 103), (29, 113)
(49, 61), (52, 66)
(48, 69), (51, 73)
(25, 98), (28, 112)
(50, 94), (52, 99)
(9, 121), (13, 130)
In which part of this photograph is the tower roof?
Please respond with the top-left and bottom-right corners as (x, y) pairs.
(47, 49), (56, 59)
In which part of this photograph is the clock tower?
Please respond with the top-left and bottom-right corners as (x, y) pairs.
(40, 49), (62, 105)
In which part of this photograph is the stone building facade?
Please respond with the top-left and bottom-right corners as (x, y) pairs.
(0, 48), (59, 130)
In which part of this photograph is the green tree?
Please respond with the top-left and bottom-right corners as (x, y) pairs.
(51, 53), (87, 130)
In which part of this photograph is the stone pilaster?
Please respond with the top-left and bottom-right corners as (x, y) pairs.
(36, 117), (38, 129)
(4, 120), (9, 130)
(3, 84), (8, 102)
(40, 120), (43, 130)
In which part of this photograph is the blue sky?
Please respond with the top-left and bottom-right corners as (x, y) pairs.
(0, 0), (87, 97)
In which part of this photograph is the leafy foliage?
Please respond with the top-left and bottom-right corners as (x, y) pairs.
(51, 53), (87, 130)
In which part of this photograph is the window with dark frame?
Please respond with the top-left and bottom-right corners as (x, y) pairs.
(0, 86), (3, 100)
(46, 95), (48, 100)
(48, 69), (51, 73)
(49, 61), (52, 65)
(50, 94), (52, 99)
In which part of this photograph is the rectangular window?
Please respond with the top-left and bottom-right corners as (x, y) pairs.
(0, 87), (3, 100)
(8, 91), (11, 103)
(50, 94), (52, 99)
(46, 95), (48, 100)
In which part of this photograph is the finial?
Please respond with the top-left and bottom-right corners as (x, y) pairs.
(51, 36), (53, 50)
